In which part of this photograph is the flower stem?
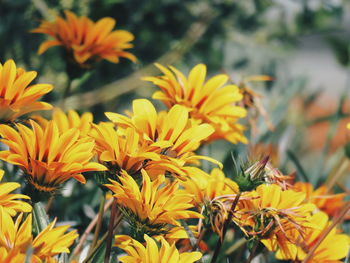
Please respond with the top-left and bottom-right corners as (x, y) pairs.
(104, 198), (118, 263)
(82, 213), (123, 263)
(89, 192), (106, 254)
(210, 192), (241, 263)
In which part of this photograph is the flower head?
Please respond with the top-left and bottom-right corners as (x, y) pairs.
(276, 212), (349, 262)
(0, 120), (106, 195)
(32, 108), (94, 137)
(32, 10), (136, 66)
(0, 60), (53, 122)
(105, 170), (202, 239)
(115, 234), (202, 263)
(0, 169), (32, 216)
(240, 184), (316, 258)
(144, 64), (247, 144)
(105, 99), (221, 179)
(0, 207), (78, 262)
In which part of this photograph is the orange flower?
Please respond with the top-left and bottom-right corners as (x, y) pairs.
(0, 120), (106, 194)
(144, 64), (247, 144)
(32, 10), (136, 66)
(294, 182), (346, 217)
(0, 60), (52, 122)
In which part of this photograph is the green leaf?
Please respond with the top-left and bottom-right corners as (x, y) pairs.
(32, 202), (50, 236)
(91, 243), (106, 263)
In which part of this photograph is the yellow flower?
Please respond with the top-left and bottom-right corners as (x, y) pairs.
(294, 182), (346, 217)
(115, 234), (202, 263)
(90, 122), (160, 176)
(241, 184), (316, 258)
(0, 207), (78, 262)
(0, 169), (32, 216)
(32, 10), (136, 66)
(144, 64), (247, 144)
(32, 108), (94, 137)
(347, 122), (350, 129)
(276, 212), (349, 262)
(106, 99), (221, 179)
(181, 168), (239, 208)
(0, 60), (52, 122)
(105, 169), (202, 238)
(0, 120), (106, 194)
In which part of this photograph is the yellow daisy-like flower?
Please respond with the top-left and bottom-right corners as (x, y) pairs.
(0, 120), (106, 194)
(32, 108), (94, 137)
(241, 184), (316, 258)
(32, 10), (136, 66)
(105, 169), (202, 238)
(181, 168), (239, 208)
(106, 99), (221, 179)
(0, 207), (78, 262)
(276, 212), (349, 262)
(0, 60), (53, 122)
(115, 234), (202, 263)
(294, 182), (346, 217)
(144, 64), (247, 144)
(0, 169), (32, 216)
(90, 122), (160, 176)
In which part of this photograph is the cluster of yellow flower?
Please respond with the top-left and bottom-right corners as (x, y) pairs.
(0, 10), (348, 263)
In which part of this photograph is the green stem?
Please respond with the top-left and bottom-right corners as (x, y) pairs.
(82, 213), (122, 263)
(89, 193), (106, 254)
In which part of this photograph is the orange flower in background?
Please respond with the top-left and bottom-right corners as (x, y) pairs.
(0, 60), (53, 122)
(294, 182), (346, 217)
(144, 64), (247, 144)
(0, 169), (32, 216)
(0, 120), (106, 194)
(32, 10), (136, 66)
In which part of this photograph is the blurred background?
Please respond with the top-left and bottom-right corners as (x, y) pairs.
(1, 0), (349, 259)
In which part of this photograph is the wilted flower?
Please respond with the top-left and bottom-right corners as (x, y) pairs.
(0, 120), (106, 197)
(144, 64), (247, 144)
(115, 234), (202, 263)
(241, 184), (316, 258)
(276, 212), (349, 262)
(0, 169), (32, 216)
(32, 10), (136, 67)
(0, 60), (53, 123)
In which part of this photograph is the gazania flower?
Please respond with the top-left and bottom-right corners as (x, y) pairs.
(115, 234), (202, 263)
(90, 122), (161, 177)
(32, 108), (94, 137)
(276, 212), (349, 262)
(32, 10), (136, 66)
(0, 120), (106, 195)
(105, 170), (202, 239)
(240, 184), (316, 258)
(143, 64), (247, 144)
(0, 207), (78, 262)
(0, 169), (32, 216)
(106, 99), (221, 179)
(0, 60), (53, 122)
(294, 182), (346, 217)
(180, 168), (239, 208)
